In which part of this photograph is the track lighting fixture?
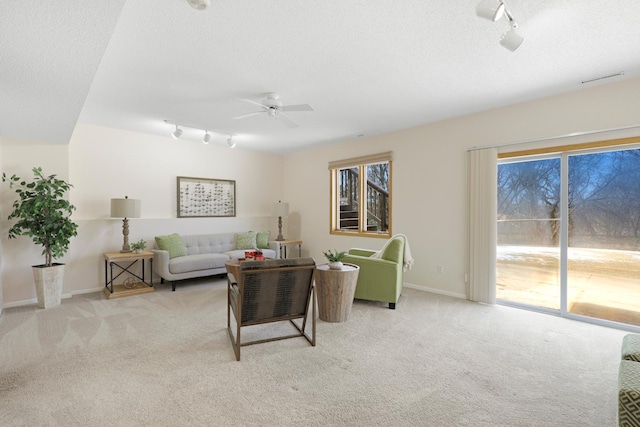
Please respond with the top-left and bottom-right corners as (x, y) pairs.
(172, 125), (183, 139)
(476, 0), (504, 22)
(501, 27), (524, 52)
(164, 120), (235, 148)
(476, 0), (523, 52)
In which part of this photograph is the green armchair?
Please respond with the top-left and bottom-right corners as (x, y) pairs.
(342, 235), (406, 309)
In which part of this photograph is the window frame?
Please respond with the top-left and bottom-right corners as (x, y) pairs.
(329, 152), (393, 238)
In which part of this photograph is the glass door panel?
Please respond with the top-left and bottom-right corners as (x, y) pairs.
(567, 150), (640, 326)
(497, 158), (561, 310)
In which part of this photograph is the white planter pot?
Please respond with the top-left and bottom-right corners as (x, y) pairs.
(32, 264), (65, 309)
(328, 261), (344, 270)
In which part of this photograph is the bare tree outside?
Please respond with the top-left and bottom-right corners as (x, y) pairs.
(497, 147), (640, 327)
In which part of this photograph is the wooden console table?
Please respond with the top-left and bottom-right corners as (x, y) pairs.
(314, 263), (359, 322)
(103, 251), (154, 299)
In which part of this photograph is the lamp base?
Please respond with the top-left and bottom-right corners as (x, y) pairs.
(120, 218), (131, 253)
(276, 216), (285, 241)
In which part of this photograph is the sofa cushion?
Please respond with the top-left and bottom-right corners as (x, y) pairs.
(169, 253), (230, 274)
(256, 231), (270, 249)
(155, 233), (187, 259)
(236, 231), (257, 250)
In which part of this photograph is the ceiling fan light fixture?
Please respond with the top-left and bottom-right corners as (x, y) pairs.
(476, 0), (505, 22)
(227, 136), (236, 148)
(186, 0), (210, 10)
(172, 125), (183, 139)
(202, 132), (211, 144)
(500, 28), (524, 51)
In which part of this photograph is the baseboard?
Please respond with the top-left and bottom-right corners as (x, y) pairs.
(403, 282), (467, 300)
(2, 288), (102, 309)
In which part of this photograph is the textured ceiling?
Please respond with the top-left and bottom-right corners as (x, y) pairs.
(2, 0), (640, 152)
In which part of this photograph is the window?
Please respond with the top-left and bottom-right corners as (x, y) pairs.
(329, 152), (392, 238)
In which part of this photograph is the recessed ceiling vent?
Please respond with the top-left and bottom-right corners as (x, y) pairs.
(581, 72), (625, 85)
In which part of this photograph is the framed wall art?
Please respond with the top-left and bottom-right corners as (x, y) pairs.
(177, 176), (236, 218)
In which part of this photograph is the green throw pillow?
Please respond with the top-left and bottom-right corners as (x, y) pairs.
(236, 231), (257, 250)
(256, 231), (270, 249)
(155, 233), (187, 259)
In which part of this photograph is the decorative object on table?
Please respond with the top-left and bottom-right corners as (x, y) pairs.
(272, 200), (289, 241)
(243, 250), (264, 261)
(2, 167), (79, 309)
(111, 196), (141, 253)
(123, 277), (138, 289)
(177, 176), (235, 217)
(130, 239), (147, 254)
(323, 249), (346, 270)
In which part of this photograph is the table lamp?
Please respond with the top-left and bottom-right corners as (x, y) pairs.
(272, 200), (289, 241)
(111, 196), (141, 252)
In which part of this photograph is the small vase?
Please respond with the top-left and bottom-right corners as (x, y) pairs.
(328, 261), (343, 270)
(134, 249), (142, 254)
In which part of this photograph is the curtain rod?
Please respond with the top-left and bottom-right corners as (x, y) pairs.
(467, 124), (640, 152)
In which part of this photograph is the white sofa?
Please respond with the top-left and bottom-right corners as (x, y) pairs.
(152, 232), (277, 291)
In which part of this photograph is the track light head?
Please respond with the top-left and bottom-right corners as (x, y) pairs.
(202, 132), (211, 144)
(187, 0), (210, 10)
(500, 28), (524, 51)
(227, 136), (236, 148)
(477, 0), (505, 22)
(172, 126), (183, 139)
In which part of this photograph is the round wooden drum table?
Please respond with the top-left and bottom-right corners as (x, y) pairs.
(315, 263), (360, 322)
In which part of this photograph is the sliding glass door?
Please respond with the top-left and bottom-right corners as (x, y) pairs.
(497, 146), (640, 328)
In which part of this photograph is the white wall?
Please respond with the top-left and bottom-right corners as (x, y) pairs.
(1, 124), (284, 306)
(283, 76), (640, 299)
(2, 77), (639, 307)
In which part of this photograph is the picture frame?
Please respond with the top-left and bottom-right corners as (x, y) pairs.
(177, 176), (236, 218)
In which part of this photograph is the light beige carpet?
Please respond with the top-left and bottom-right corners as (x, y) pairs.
(0, 278), (628, 426)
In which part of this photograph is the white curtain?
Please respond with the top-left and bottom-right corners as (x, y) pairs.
(467, 147), (497, 304)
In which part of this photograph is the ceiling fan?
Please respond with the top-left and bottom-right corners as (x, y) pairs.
(233, 92), (314, 128)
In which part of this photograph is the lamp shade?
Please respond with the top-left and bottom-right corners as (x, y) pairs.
(111, 197), (141, 218)
(272, 201), (289, 217)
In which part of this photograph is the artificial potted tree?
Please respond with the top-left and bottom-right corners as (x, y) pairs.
(3, 167), (78, 308)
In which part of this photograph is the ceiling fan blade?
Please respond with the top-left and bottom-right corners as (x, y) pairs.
(279, 113), (299, 128)
(239, 98), (268, 109)
(233, 111), (264, 120)
(281, 104), (314, 112)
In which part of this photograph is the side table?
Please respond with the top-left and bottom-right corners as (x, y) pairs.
(272, 239), (303, 259)
(314, 263), (360, 322)
(103, 251), (155, 299)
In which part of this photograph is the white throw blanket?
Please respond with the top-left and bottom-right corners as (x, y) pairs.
(370, 234), (415, 271)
